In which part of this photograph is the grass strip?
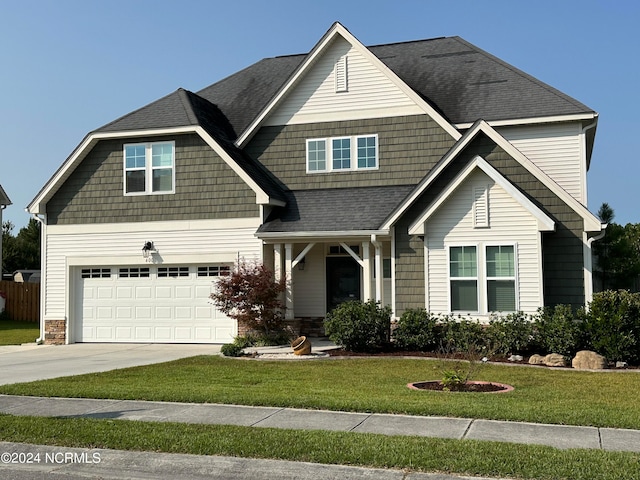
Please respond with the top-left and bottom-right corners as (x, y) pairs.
(2, 356), (639, 429)
(1, 414), (639, 480)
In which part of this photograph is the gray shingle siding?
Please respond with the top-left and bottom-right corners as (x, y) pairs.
(47, 134), (259, 225)
(245, 115), (456, 191)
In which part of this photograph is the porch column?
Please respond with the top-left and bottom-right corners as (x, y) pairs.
(362, 241), (372, 301)
(273, 244), (282, 282)
(372, 237), (384, 303)
(284, 243), (294, 320)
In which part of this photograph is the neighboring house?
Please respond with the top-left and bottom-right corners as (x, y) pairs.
(28, 23), (604, 345)
(0, 184), (12, 278)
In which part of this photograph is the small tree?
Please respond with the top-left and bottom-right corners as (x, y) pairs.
(210, 260), (287, 335)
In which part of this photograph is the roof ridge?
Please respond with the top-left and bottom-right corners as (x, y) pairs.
(176, 88), (200, 125)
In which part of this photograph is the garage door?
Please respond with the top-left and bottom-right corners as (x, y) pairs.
(75, 265), (235, 343)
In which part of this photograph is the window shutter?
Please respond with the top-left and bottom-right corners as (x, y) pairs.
(473, 185), (489, 228)
(335, 55), (348, 93)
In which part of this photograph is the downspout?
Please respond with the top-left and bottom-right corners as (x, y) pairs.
(584, 223), (608, 305)
(30, 212), (46, 344)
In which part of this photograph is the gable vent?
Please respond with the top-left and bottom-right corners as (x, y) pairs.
(473, 185), (489, 228)
(335, 55), (348, 93)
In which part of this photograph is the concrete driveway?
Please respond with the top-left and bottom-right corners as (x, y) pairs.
(0, 343), (221, 386)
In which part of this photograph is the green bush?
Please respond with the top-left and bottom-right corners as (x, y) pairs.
(437, 316), (486, 354)
(324, 300), (392, 352)
(533, 305), (583, 357)
(392, 308), (438, 351)
(220, 343), (244, 357)
(486, 312), (535, 355)
(582, 290), (640, 363)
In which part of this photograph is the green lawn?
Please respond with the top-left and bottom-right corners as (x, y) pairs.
(0, 319), (39, 345)
(2, 356), (640, 480)
(1, 355), (639, 429)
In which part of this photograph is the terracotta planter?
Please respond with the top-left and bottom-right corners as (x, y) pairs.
(291, 336), (312, 355)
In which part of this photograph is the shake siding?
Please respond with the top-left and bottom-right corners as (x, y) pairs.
(246, 115), (455, 190)
(266, 37), (422, 126)
(498, 123), (584, 202)
(47, 134), (259, 225)
(44, 221), (262, 320)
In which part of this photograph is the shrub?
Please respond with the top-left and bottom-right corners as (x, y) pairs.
(582, 290), (640, 363)
(210, 260), (287, 335)
(486, 312), (535, 355)
(533, 305), (583, 357)
(324, 300), (392, 352)
(437, 316), (486, 354)
(393, 308), (439, 351)
(220, 343), (244, 357)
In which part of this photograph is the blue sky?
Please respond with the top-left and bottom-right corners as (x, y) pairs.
(1, 0), (638, 229)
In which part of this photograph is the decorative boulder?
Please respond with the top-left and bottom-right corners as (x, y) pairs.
(528, 354), (546, 365)
(543, 353), (568, 367)
(572, 350), (607, 370)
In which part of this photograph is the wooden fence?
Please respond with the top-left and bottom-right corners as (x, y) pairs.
(0, 280), (40, 323)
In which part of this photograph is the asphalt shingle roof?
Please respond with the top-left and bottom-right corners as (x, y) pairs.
(257, 185), (416, 234)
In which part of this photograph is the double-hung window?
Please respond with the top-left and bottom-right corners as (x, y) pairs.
(306, 135), (377, 173)
(449, 244), (517, 313)
(124, 142), (175, 195)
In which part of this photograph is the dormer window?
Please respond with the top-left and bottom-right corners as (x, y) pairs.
(306, 135), (378, 173)
(124, 142), (175, 195)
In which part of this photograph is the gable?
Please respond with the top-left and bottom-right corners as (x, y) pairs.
(264, 36), (424, 126)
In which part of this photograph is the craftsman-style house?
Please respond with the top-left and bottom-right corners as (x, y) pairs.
(28, 23), (603, 344)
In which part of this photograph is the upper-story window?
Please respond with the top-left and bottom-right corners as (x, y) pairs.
(124, 142), (175, 195)
(306, 135), (378, 173)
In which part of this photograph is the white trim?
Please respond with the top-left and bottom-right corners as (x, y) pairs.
(306, 134), (379, 174)
(454, 112), (598, 129)
(408, 156), (555, 235)
(257, 229), (389, 240)
(28, 126), (284, 215)
(385, 120), (601, 233)
(236, 22), (461, 147)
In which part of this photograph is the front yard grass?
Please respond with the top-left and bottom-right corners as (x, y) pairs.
(1, 356), (640, 429)
(0, 319), (39, 345)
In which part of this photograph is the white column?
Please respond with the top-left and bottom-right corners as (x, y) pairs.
(273, 244), (282, 282)
(284, 243), (294, 320)
(374, 240), (383, 303)
(362, 241), (372, 301)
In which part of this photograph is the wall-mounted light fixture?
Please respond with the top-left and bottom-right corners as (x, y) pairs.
(298, 257), (306, 271)
(142, 241), (155, 260)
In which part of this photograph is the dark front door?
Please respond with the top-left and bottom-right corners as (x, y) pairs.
(326, 257), (361, 312)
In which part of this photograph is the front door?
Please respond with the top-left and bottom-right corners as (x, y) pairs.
(326, 257), (361, 312)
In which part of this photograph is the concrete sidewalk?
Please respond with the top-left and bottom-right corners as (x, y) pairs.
(1, 394), (639, 453)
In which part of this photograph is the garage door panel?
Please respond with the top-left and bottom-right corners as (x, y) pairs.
(77, 265), (235, 343)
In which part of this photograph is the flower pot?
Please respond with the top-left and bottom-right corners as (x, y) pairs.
(291, 336), (312, 355)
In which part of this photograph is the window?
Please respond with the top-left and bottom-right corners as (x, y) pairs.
(158, 267), (189, 278)
(486, 246), (516, 311)
(306, 135), (377, 173)
(448, 244), (517, 313)
(124, 142), (175, 195)
(81, 268), (111, 279)
(449, 246), (478, 311)
(197, 265), (231, 277)
(119, 267), (150, 278)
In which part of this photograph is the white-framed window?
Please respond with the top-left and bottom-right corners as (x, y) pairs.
(486, 245), (516, 312)
(124, 141), (175, 195)
(449, 245), (478, 312)
(306, 135), (378, 173)
(448, 243), (518, 313)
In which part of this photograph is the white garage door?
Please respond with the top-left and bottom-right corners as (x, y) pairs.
(75, 265), (235, 343)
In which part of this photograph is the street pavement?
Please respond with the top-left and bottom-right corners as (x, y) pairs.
(1, 342), (639, 479)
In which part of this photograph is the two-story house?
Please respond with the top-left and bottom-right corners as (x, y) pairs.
(28, 23), (604, 345)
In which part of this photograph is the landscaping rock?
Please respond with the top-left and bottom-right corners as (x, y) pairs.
(572, 350), (607, 370)
(528, 354), (546, 365)
(508, 355), (524, 362)
(616, 361), (628, 368)
(543, 353), (568, 367)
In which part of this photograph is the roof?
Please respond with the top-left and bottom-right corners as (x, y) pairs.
(0, 184), (11, 207)
(257, 185), (415, 236)
(96, 32), (595, 142)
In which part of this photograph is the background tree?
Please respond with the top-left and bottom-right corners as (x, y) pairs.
(2, 219), (41, 275)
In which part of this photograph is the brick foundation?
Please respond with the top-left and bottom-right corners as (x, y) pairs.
(286, 317), (326, 337)
(44, 319), (66, 345)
